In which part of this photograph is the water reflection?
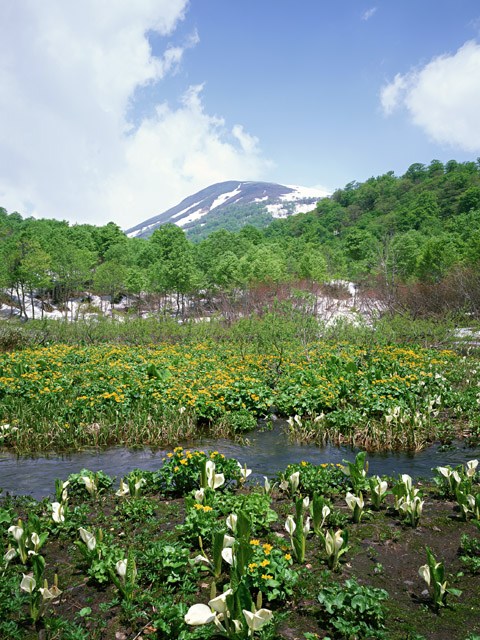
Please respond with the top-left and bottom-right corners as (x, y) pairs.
(1, 422), (479, 500)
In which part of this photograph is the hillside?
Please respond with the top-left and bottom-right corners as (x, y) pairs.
(124, 181), (329, 241)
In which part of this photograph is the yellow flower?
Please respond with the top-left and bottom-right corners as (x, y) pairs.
(284, 554), (292, 560)
(248, 563), (258, 569)
(261, 574), (273, 580)
(301, 461), (307, 466)
(260, 559), (270, 567)
(203, 506), (212, 512)
(194, 504), (203, 510)
(167, 453), (174, 458)
(174, 466), (179, 472)
(250, 539), (260, 546)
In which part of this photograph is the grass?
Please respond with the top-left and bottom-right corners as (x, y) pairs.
(0, 337), (479, 454)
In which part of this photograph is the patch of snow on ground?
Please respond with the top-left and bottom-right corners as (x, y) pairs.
(293, 203), (317, 214)
(266, 203), (288, 218)
(282, 185), (330, 200)
(172, 200), (203, 220)
(254, 196), (269, 203)
(175, 208), (210, 227)
(210, 185), (243, 211)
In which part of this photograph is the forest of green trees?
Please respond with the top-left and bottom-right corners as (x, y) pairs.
(1, 158), (480, 320)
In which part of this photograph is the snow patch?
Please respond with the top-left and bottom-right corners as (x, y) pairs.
(172, 200), (203, 220)
(282, 185), (330, 201)
(175, 208), (210, 227)
(293, 203), (317, 215)
(266, 203), (289, 218)
(210, 186), (242, 211)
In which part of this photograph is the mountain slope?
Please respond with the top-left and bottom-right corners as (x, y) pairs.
(125, 180), (330, 241)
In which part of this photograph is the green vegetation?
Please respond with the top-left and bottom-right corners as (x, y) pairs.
(1, 451), (479, 639)
(2, 158), (480, 320)
(1, 336), (479, 454)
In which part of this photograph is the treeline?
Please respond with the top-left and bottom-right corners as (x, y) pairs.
(1, 158), (480, 320)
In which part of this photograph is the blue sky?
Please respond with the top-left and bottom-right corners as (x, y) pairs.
(1, 1), (479, 229)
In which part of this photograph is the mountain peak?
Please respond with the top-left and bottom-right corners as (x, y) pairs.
(125, 180), (330, 240)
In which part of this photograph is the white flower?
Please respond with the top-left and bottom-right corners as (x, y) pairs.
(51, 502), (65, 523)
(345, 492), (364, 510)
(8, 524), (24, 542)
(115, 480), (129, 497)
(466, 460), (478, 477)
(221, 547), (234, 565)
(194, 488), (205, 503)
(30, 532), (40, 550)
(303, 517), (311, 535)
(20, 574), (36, 593)
(418, 563), (430, 586)
(401, 474), (412, 489)
(81, 476), (96, 495)
(223, 534), (235, 548)
(325, 530), (344, 556)
(289, 472), (300, 493)
(285, 515), (296, 536)
(207, 472), (225, 490)
(374, 479), (388, 496)
(437, 467), (451, 478)
(322, 505), (331, 520)
(184, 603), (216, 626)
(302, 496), (310, 511)
(116, 559), (127, 578)
(191, 554), (210, 565)
(209, 589), (233, 614)
(242, 608), (273, 631)
(3, 548), (16, 563)
(226, 514), (237, 532)
(237, 462), (252, 479)
(78, 527), (96, 551)
(263, 476), (271, 493)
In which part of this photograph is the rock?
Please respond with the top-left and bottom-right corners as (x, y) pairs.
(115, 633), (127, 640)
(421, 589), (429, 596)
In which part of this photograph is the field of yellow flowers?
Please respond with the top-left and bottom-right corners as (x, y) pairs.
(0, 341), (478, 453)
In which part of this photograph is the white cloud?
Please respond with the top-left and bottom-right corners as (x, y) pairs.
(380, 40), (480, 151)
(105, 85), (272, 224)
(0, 2), (269, 229)
(362, 7), (377, 21)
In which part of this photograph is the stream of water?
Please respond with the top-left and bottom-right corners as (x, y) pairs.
(1, 421), (479, 500)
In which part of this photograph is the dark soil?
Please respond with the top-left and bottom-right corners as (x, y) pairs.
(1, 484), (479, 640)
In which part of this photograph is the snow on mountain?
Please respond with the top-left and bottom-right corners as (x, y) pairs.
(125, 180), (330, 240)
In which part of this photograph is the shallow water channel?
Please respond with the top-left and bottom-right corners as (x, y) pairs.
(1, 421), (479, 500)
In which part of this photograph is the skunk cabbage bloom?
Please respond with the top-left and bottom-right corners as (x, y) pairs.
(209, 588), (233, 614)
(226, 514), (237, 532)
(195, 488), (205, 503)
(221, 547), (234, 565)
(78, 527), (96, 551)
(184, 603), (216, 626)
(325, 530), (344, 556)
(238, 462), (252, 480)
(20, 574), (36, 593)
(466, 460), (478, 477)
(289, 472), (300, 493)
(8, 524), (24, 543)
(51, 502), (65, 523)
(81, 476), (96, 496)
(285, 515), (296, 536)
(418, 563), (430, 586)
(242, 608), (273, 631)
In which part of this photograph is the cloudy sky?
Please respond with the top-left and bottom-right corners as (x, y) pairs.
(1, 0), (480, 230)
